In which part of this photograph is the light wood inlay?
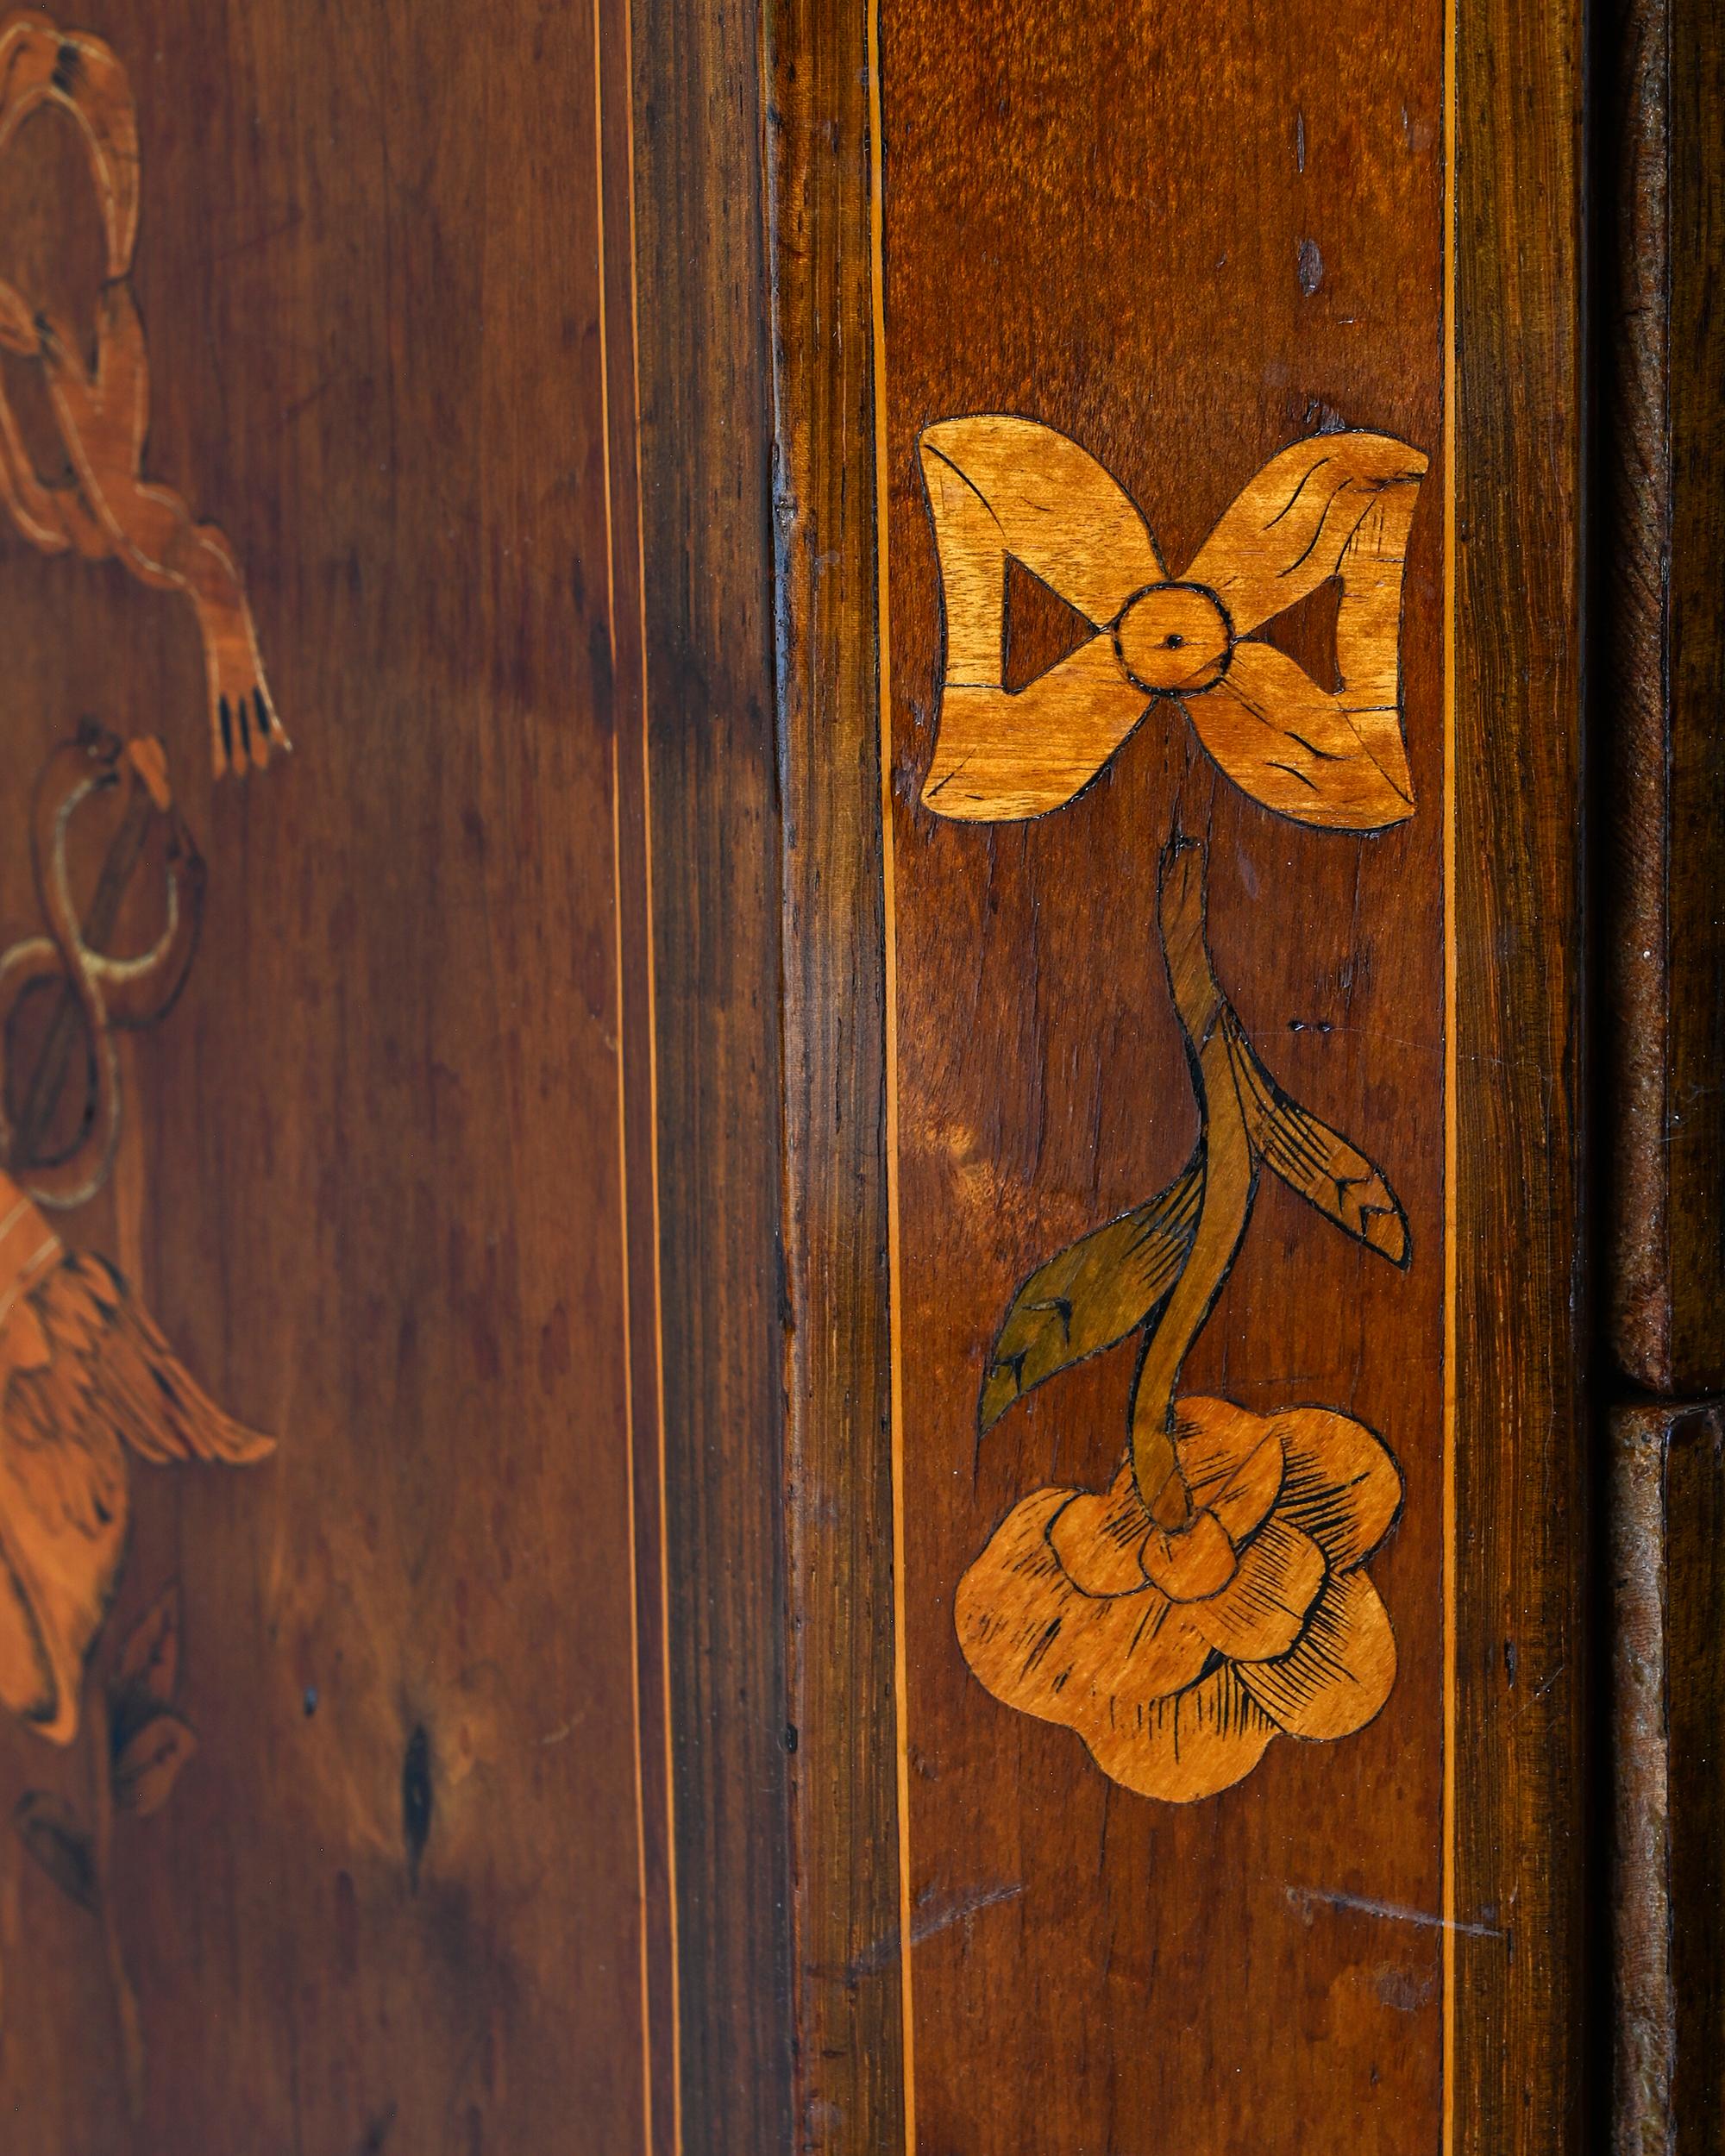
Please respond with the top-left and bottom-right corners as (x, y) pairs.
(919, 416), (1425, 828)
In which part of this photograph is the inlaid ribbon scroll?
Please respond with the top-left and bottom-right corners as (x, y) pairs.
(0, 11), (286, 777)
(918, 417), (1425, 828)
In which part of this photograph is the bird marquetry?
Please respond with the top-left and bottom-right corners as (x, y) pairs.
(0, 1188), (273, 1747)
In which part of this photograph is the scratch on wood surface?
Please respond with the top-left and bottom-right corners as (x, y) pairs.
(1285, 1883), (1504, 1938)
(844, 1878), (1026, 1981)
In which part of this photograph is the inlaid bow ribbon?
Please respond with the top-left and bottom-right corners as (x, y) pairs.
(918, 417), (1427, 830)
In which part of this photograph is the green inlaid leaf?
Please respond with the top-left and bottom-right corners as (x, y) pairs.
(1222, 1011), (1408, 1266)
(979, 1159), (1201, 1434)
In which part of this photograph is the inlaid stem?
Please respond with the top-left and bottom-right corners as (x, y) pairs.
(1129, 839), (1258, 1526)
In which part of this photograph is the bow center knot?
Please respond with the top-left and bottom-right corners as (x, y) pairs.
(1113, 582), (1232, 697)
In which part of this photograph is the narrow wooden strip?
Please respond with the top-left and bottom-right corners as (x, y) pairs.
(869, 1), (919, 2140)
(599, 0), (679, 2142)
(1661, 0), (1725, 1388)
(1598, 0), (1725, 1393)
(1610, 1402), (1676, 2153)
(1597, 0), (1674, 1388)
(765, 0), (907, 2146)
(1452, 0), (1588, 2143)
(1609, 1401), (1725, 2153)
(630, 0), (795, 2141)
(1659, 1404), (1725, 2143)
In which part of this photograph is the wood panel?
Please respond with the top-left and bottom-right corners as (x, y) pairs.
(0, 3), (670, 2147)
(768, 0), (1590, 2148)
(767, 0), (906, 2147)
(1596, 9), (1725, 2143)
(876, 8), (1445, 2153)
(1612, 1402), (1725, 2153)
(0, 0), (1609, 2146)
(1662, 0), (1725, 1396)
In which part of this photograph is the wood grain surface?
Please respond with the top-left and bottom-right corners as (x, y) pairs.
(1611, 1402), (1725, 2154)
(1599, 0), (1725, 1395)
(768, 0), (1590, 2148)
(0, 0), (1608, 2147)
(1452, 0), (1588, 2144)
(630, 0), (796, 2143)
(874, 6), (1447, 2151)
(0, 3), (675, 2148)
(767, 0), (907, 2147)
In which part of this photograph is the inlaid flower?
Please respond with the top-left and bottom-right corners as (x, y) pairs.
(951, 836), (1410, 1802)
(956, 1396), (1401, 1802)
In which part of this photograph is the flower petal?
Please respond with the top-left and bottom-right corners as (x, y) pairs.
(1236, 1570), (1397, 1739)
(956, 1488), (1209, 1730)
(1140, 1507), (1237, 1601)
(1274, 1407), (1403, 1569)
(1048, 1469), (1152, 1597)
(1173, 1395), (1270, 1496)
(1101, 1596), (1217, 1720)
(1173, 1396), (1289, 1544)
(1191, 1516), (1326, 1661)
(1085, 1664), (1280, 1803)
(1207, 1430), (1284, 1545)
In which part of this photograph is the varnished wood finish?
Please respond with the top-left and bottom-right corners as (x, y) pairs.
(1599, 0), (1725, 1394)
(767, 0), (906, 2144)
(1452, 0), (1588, 2145)
(0, 4), (672, 2147)
(0, 0), (1629, 2144)
(1597, 9), (1725, 2145)
(1661, 0), (1725, 1398)
(1610, 1402), (1725, 2153)
(630, 0), (795, 2143)
(763, 0), (1591, 2147)
(869, 4), (1451, 2149)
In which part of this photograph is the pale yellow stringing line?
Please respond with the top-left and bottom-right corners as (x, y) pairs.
(867, 1), (916, 2147)
(1442, 0), (1459, 2142)
(620, 0), (684, 2138)
(593, 4), (657, 2150)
